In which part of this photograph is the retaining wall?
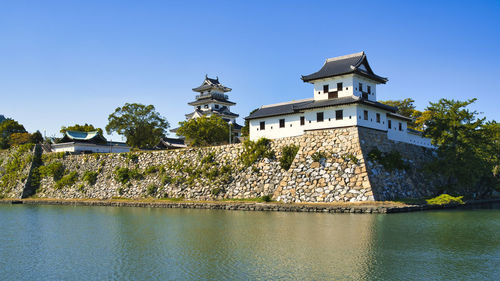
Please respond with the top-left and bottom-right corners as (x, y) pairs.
(0, 127), (440, 202)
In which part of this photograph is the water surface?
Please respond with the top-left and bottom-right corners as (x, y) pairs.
(0, 204), (499, 280)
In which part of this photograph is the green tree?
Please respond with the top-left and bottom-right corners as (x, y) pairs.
(29, 130), (44, 144)
(60, 123), (103, 135)
(423, 98), (497, 197)
(380, 98), (423, 130)
(177, 115), (229, 147)
(241, 108), (258, 137)
(106, 103), (169, 149)
(0, 119), (27, 149)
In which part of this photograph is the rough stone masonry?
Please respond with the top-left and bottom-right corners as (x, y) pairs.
(0, 127), (440, 202)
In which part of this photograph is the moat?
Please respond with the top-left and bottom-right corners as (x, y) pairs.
(1, 203), (499, 280)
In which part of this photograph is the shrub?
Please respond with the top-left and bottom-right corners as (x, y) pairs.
(280, 145), (299, 170)
(201, 151), (216, 165)
(144, 165), (160, 175)
(55, 171), (78, 189)
(114, 167), (143, 184)
(38, 162), (65, 181)
(127, 153), (139, 163)
(240, 138), (275, 167)
(426, 194), (464, 205)
(146, 184), (158, 196)
(342, 153), (359, 164)
(368, 148), (409, 171)
(161, 175), (172, 185)
(211, 187), (221, 196)
(82, 171), (98, 185)
(311, 151), (327, 162)
(258, 195), (272, 202)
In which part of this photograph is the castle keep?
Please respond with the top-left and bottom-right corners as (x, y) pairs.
(246, 52), (432, 148)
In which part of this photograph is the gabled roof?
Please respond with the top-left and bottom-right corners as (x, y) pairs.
(301, 52), (388, 84)
(192, 75), (232, 92)
(245, 97), (398, 120)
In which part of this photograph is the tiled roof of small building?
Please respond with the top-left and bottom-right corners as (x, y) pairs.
(301, 52), (388, 83)
(245, 97), (398, 120)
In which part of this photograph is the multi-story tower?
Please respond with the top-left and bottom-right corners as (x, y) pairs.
(184, 76), (242, 137)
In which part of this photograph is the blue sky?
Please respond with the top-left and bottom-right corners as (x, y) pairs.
(1, 0), (499, 140)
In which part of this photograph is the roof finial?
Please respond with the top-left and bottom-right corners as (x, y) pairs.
(216, 76), (219, 81)
(205, 74), (208, 79)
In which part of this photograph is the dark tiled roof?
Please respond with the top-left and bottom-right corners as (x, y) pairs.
(246, 97), (397, 120)
(188, 97), (236, 106)
(245, 99), (313, 120)
(192, 76), (232, 92)
(301, 52), (388, 83)
(387, 112), (413, 121)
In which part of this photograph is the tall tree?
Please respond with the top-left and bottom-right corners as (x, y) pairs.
(380, 98), (423, 130)
(106, 103), (169, 149)
(423, 98), (497, 197)
(0, 119), (27, 149)
(177, 115), (229, 147)
(60, 123), (103, 135)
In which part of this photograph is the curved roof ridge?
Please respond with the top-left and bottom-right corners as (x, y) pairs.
(326, 51), (364, 63)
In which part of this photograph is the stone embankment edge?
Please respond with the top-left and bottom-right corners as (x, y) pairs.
(2, 199), (498, 214)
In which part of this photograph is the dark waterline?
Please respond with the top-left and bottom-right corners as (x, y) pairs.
(1, 204), (499, 280)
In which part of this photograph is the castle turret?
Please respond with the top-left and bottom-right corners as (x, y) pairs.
(183, 76), (242, 137)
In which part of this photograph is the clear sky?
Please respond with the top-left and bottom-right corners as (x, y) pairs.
(1, 0), (499, 140)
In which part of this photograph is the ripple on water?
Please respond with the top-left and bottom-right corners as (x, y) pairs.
(0, 204), (499, 280)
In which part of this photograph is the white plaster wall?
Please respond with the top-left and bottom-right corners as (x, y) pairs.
(52, 143), (130, 153)
(312, 74), (354, 101)
(386, 117), (409, 143)
(355, 105), (388, 131)
(249, 105), (358, 140)
(353, 75), (377, 101)
(407, 132), (434, 148)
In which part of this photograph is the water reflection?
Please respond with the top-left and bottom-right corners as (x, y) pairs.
(0, 205), (499, 280)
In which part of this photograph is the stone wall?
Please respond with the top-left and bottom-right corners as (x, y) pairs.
(0, 144), (37, 198)
(1, 127), (440, 202)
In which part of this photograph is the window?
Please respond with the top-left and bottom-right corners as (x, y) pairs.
(215, 104), (219, 109)
(388, 120), (392, 129)
(317, 112), (324, 122)
(337, 82), (343, 91)
(260, 121), (265, 130)
(364, 110), (368, 120)
(300, 116), (305, 126)
(367, 85), (371, 94)
(359, 83), (363, 92)
(328, 92), (338, 99)
(279, 119), (285, 128)
(204, 104), (208, 108)
(399, 122), (402, 131)
(197, 106), (201, 110)
(376, 113), (380, 123)
(336, 110), (343, 120)
(323, 84), (329, 94)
